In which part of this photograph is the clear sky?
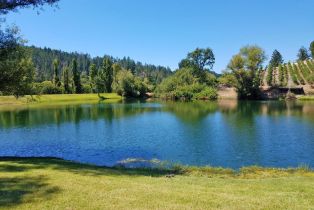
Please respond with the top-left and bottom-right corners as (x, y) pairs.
(4, 0), (314, 73)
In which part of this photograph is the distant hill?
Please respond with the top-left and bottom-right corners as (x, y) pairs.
(27, 46), (173, 84)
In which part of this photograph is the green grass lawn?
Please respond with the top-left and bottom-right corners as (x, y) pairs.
(0, 93), (122, 108)
(0, 158), (313, 210)
(298, 95), (314, 100)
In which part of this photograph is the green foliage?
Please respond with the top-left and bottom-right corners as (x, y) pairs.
(88, 63), (97, 92)
(112, 70), (147, 97)
(82, 84), (92, 93)
(218, 73), (237, 87)
(310, 41), (314, 58)
(193, 86), (218, 100)
(269, 49), (283, 68)
(266, 66), (273, 86)
(62, 66), (71, 93)
(298, 61), (311, 82)
(292, 63), (305, 85)
(278, 64), (288, 87)
(101, 58), (113, 93)
(306, 60), (314, 73)
(297, 47), (310, 61)
(156, 68), (218, 100)
(307, 73), (314, 84)
(53, 59), (61, 87)
(27, 46), (172, 84)
(178, 48), (215, 71)
(0, 0), (59, 15)
(228, 45), (266, 99)
(0, 26), (35, 97)
(39, 81), (63, 94)
(71, 59), (82, 93)
(287, 62), (299, 85)
(278, 64), (284, 86)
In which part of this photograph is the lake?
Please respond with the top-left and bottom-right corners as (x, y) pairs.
(0, 100), (314, 169)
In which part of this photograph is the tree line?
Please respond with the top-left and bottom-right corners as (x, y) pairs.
(1, 0), (314, 100)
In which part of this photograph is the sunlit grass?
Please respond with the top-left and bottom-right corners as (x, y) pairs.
(298, 95), (314, 100)
(0, 93), (122, 110)
(0, 158), (313, 210)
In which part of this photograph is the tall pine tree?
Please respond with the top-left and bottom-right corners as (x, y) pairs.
(71, 59), (82, 93)
(101, 58), (113, 93)
(310, 41), (314, 59)
(62, 66), (70, 93)
(269, 50), (283, 68)
(297, 47), (310, 61)
(89, 63), (97, 92)
(53, 59), (61, 87)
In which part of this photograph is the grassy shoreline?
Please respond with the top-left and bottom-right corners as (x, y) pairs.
(0, 157), (313, 209)
(0, 93), (122, 107)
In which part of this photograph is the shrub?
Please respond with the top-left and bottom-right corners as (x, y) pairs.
(113, 70), (148, 98)
(40, 81), (63, 94)
(193, 87), (218, 100)
(218, 73), (237, 87)
(82, 84), (92, 93)
(156, 67), (218, 100)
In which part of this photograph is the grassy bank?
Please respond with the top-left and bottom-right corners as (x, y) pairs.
(0, 93), (122, 107)
(0, 158), (313, 209)
(298, 95), (314, 100)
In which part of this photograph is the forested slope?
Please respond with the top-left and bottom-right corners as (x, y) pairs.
(28, 46), (172, 84)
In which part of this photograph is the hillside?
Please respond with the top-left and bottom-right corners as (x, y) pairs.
(27, 46), (172, 84)
(260, 59), (314, 94)
(261, 59), (314, 87)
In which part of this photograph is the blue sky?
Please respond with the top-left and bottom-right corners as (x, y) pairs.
(5, 0), (314, 73)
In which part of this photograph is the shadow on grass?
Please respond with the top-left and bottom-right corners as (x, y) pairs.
(0, 157), (182, 178)
(0, 175), (60, 208)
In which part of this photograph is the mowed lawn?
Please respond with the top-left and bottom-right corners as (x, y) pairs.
(0, 93), (122, 107)
(0, 158), (313, 210)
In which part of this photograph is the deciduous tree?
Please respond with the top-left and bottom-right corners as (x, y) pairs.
(228, 45), (266, 99)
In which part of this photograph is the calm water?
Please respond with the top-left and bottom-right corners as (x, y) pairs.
(0, 100), (314, 169)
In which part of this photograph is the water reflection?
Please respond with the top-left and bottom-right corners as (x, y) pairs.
(0, 100), (314, 168)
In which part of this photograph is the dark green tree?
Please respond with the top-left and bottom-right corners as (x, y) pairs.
(62, 66), (71, 93)
(71, 59), (82, 93)
(101, 57), (113, 93)
(179, 48), (215, 71)
(0, 0), (59, 14)
(53, 59), (61, 87)
(89, 63), (97, 92)
(310, 41), (314, 59)
(297, 47), (310, 61)
(0, 26), (35, 97)
(269, 50), (283, 68)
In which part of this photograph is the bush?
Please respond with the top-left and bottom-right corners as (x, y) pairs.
(113, 70), (148, 98)
(155, 67), (218, 100)
(40, 81), (63, 94)
(193, 87), (218, 100)
(218, 73), (237, 87)
(82, 84), (92, 93)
